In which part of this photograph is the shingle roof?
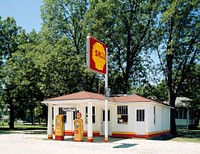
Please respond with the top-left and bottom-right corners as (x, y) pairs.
(46, 91), (105, 101)
(45, 91), (157, 103)
(110, 95), (155, 103)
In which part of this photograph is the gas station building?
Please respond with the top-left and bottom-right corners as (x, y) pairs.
(41, 91), (171, 141)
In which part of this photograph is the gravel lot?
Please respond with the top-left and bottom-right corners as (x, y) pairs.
(0, 131), (199, 154)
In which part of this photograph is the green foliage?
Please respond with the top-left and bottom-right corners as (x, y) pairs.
(0, 0), (199, 133)
(154, 0), (200, 134)
(133, 81), (168, 102)
(85, 0), (161, 93)
(179, 64), (200, 110)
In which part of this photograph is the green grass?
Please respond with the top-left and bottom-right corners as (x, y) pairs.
(0, 122), (46, 129)
(171, 129), (200, 143)
(0, 122), (47, 134)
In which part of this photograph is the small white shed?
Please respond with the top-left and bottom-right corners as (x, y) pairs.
(42, 91), (170, 140)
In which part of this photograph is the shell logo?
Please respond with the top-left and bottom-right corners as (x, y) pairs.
(92, 42), (106, 71)
(86, 36), (106, 74)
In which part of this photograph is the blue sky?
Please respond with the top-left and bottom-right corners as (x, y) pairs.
(0, 0), (43, 32)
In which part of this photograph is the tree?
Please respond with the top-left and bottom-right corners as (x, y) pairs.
(0, 17), (22, 129)
(155, 0), (200, 134)
(40, 0), (103, 95)
(85, 0), (161, 94)
(179, 64), (200, 121)
(41, 0), (88, 55)
(133, 80), (168, 102)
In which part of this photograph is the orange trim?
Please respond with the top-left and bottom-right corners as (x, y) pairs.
(111, 130), (170, 139)
(87, 137), (93, 142)
(84, 131), (100, 136)
(112, 132), (135, 138)
(64, 130), (74, 136)
(145, 130), (170, 138)
(104, 137), (108, 142)
(48, 134), (53, 139)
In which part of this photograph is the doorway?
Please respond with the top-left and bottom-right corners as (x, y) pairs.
(101, 109), (111, 135)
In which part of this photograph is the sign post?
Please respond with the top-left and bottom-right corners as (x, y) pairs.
(104, 48), (109, 142)
(86, 36), (109, 142)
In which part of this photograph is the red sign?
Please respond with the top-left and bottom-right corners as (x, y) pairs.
(86, 36), (106, 74)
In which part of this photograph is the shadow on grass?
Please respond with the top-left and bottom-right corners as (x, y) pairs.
(0, 125), (47, 135)
(176, 129), (200, 139)
(150, 128), (200, 141)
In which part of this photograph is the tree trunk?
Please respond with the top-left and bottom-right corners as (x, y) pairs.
(9, 99), (15, 129)
(169, 93), (177, 135)
(167, 52), (177, 135)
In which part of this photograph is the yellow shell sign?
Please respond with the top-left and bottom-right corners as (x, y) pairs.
(92, 42), (106, 71)
(86, 36), (106, 74)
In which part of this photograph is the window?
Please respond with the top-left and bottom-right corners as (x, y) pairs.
(85, 106), (95, 123)
(103, 110), (110, 121)
(59, 108), (67, 123)
(137, 109), (145, 122)
(117, 106), (128, 124)
(175, 109), (187, 119)
(73, 110), (79, 120)
(182, 109), (187, 119)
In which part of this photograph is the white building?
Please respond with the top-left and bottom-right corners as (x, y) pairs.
(175, 97), (195, 128)
(41, 91), (170, 140)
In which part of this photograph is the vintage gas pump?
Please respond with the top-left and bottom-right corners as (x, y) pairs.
(74, 112), (83, 142)
(55, 114), (64, 140)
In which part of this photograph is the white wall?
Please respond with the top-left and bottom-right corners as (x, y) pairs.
(146, 103), (170, 133)
(131, 104), (147, 135)
(56, 101), (170, 136)
(111, 102), (170, 135)
(111, 104), (133, 133)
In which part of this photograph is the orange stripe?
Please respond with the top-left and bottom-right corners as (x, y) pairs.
(87, 137), (93, 142)
(112, 132), (135, 138)
(48, 134), (53, 139)
(104, 137), (108, 142)
(83, 131), (100, 136)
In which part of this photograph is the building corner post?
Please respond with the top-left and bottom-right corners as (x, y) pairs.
(87, 101), (93, 142)
(47, 104), (53, 139)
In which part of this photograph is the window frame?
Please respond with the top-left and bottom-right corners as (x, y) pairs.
(117, 105), (128, 124)
(85, 106), (95, 124)
(136, 109), (145, 122)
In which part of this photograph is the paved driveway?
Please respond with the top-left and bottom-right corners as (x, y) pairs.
(0, 132), (199, 154)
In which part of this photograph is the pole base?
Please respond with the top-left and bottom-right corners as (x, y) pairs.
(48, 135), (53, 139)
(87, 137), (93, 142)
(104, 137), (108, 142)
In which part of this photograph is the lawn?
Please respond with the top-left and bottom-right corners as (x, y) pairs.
(171, 129), (200, 143)
(0, 122), (47, 134)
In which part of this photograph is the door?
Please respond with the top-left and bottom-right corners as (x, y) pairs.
(101, 110), (111, 135)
